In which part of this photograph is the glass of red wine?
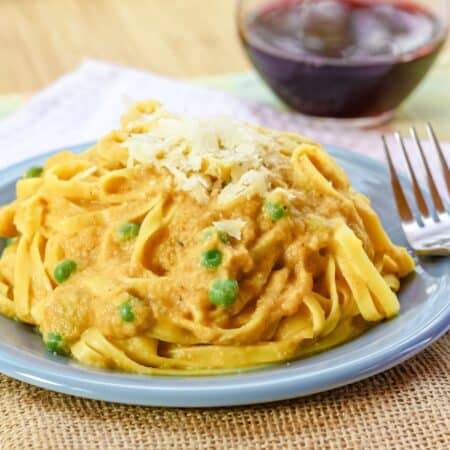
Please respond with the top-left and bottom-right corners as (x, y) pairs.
(237, 0), (449, 127)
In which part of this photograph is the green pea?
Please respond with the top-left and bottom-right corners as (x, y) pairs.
(201, 249), (222, 270)
(203, 227), (230, 244)
(218, 231), (230, 244)
(209, 279), (239, 307)
(24, 166), (43, 179)
(118, 222), (140, 242)
(264, 201), (287, 222)
(119, 299), (135, 322)
(46, 332), (68, 356)
(54, 259), (77, 284)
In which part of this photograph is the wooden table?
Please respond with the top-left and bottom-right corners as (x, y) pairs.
(0, 0), (249, 94)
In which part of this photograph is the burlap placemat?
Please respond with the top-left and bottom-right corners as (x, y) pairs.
(0, 333), (448, 450)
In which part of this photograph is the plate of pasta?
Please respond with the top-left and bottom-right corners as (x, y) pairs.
(0, 101), (448, 407)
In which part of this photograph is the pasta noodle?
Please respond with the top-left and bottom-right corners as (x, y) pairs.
(0, 100), (415, 374)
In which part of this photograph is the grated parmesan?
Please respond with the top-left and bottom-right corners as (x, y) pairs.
(123, 107), (284, 204)
(213, 219), (247, 240)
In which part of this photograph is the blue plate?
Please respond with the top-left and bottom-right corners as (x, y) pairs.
(0, 143), (448, 407)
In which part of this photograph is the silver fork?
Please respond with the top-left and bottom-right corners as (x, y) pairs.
(382, 124), (450, 256)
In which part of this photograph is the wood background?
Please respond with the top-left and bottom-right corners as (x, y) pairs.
(0, 0), (249, 94)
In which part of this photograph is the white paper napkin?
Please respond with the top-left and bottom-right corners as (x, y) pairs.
(0, 59), (448, 200)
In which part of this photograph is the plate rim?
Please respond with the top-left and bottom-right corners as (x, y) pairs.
(0, 142), (448, 407)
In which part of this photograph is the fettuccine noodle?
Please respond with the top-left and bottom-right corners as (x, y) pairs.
(0, 101), (414, 374)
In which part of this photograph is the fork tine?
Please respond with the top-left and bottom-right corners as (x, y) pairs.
(426, 123), (450, 196)
(382, 136), (414, 223)
(395, 132), (430, 220)
(410, 126), (446, 215)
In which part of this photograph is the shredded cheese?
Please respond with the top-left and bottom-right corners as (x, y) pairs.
(123, 108), (284, 204)
(217, 169), (269, 205)
(213, 219), (247, 240)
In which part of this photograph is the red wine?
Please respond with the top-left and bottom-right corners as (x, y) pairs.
(240, 0), (446, 119)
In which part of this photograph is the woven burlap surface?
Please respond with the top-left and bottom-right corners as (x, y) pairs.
(1, 333), (448, 450)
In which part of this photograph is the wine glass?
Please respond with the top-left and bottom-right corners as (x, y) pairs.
(237, 0), (449, 128)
